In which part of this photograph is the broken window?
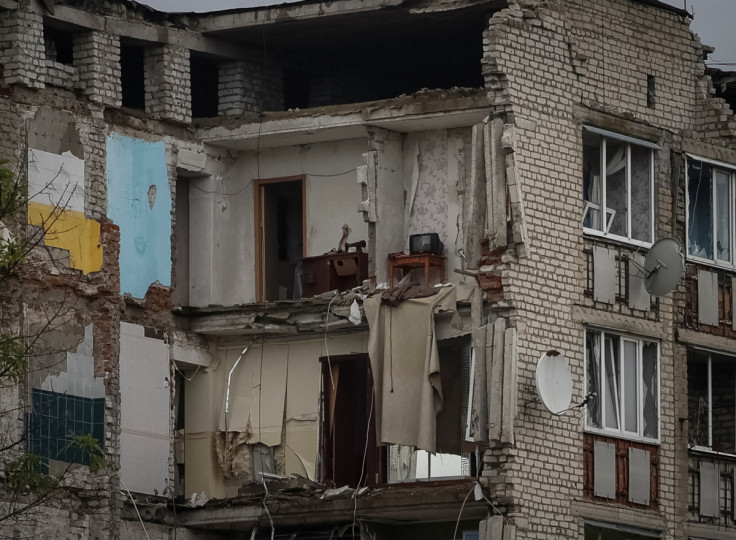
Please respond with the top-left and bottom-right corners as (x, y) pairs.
(688, 350), (736, 454)
(585, 329), (659, 442)
(582, 127), (656, 245)
(687, 156), (736, 266)
(255, 177), (304, 302)
(120, 42), (146, 110)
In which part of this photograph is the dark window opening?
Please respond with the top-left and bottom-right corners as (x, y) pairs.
(120, 43), (145, 109)
(190, 54), (219, 118)
(646, 75), (656, 108)
(44, 26), (74, 65)
(320, 354), (385, 488)
(283, 68), (311, 110)
(255, 177), (304, 301)
(226, 4), (491, 111)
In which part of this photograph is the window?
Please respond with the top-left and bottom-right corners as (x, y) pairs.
(583, 127), (656, 245)
(687, 156), (736, 267)
(585, 329), (659, 442)
(688, 350), (736, 454)
(28, 389), (105, 473)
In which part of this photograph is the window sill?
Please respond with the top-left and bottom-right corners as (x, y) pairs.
(584, 428), (659, 446)
(686, 254), (736, 274)
(688, 446), (736, 461)
(583, 229), (653, 251)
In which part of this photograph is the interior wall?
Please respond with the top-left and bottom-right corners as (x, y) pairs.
(184, 332), (367, 497)
(119, 322), (170, 496)
(403, 128), (469, 281)
(189, 139), (369, 306)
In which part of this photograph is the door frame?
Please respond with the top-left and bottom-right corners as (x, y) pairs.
(253, 175), (307, 302)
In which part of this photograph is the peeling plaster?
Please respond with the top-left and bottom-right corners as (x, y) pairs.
(27, 149), (102, 274)
(40, 324), (104, 399)
(106, 134), (172, 298)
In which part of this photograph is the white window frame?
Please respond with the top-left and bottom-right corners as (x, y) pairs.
(685, 154), (736, 269)
(584, 328), (660, 444)
(688, 349), (736, 456)
(582, 126), (658, 247)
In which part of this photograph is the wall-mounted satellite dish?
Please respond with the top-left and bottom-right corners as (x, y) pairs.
(643, 238), (684, 297)
(536, 350), (573, 415)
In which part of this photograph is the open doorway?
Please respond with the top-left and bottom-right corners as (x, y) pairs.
(255, 176), (305, 301)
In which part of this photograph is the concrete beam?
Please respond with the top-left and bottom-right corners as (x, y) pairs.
(48, 5), (247, 59)
(197, 92), (490, 151)
(178, 481), (489, 530)
(197, 0), (404, 33)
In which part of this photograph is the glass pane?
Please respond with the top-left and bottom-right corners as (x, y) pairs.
(415, 449), (430, 480)
(429, 453), (464, 479)
(630, 145), (652, 242)
(583, 134), (602, 231)
(387, 445), (419, 483)
(688, 352), (710, 447)
(716, 170), (731, 261)
(604, 335), (620, 430)
(586, 330), (602, 429)
(711, 354), (736, 453)
(642, 341), (658, 439)
(623, 340), (638, 433)
(688, 159), (713, 259)
(605, 140), (628, 237)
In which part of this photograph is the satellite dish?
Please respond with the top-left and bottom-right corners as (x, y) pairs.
(536, 350), (573, 415)
(643, 238), (684, 296)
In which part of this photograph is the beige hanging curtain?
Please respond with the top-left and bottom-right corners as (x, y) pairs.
(363, 285), (457, 453)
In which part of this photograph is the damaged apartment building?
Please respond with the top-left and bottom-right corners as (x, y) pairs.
(0, 0), (735, 538)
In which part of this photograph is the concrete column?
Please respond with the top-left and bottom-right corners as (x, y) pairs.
(1, 4), (45, 89)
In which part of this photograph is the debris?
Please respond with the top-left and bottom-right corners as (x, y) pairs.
(349, 299), (362, 325)
(188, 491), (209, 508)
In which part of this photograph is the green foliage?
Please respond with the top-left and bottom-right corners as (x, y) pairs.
(70, 434), (105, 473)
(0, 159), (21, 220)
(0, 333), (26, 384)
(4, 454), (56, 494)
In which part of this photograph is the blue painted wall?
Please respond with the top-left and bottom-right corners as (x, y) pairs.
(107, 134), (171, 298)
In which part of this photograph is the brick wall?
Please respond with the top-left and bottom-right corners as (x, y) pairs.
(476, 0), (724, 537)
(145, 45), (191, 124)
(74, 31), (121, 108)
(218, 57), (283, 116)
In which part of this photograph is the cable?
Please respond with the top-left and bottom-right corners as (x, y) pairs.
(172, 361), (201, 382)
(324, 293), (338, 389)
(261, 475), (275, 540)
(120, 480), (151, 540)
(452, 483), (475, 540)
(187, 167), (358, 197)
(352, 392), (374, 535)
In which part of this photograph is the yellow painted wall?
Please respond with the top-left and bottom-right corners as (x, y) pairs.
(28, 201), (103, 274)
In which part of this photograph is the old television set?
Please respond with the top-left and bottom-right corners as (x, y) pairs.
(409, 233), (444, 255)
